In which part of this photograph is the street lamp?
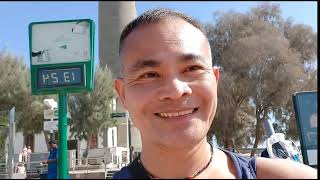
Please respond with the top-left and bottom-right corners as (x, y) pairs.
(126, 111), (132, 163)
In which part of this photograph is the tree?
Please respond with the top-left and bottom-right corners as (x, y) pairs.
(68, 65), (116, 161)
(234, 32), (303, 157)
(205, 2), (317, 156)
(0, 51), (29, 111)
(272, 21), (318, 141)
(0, 112), (8, 161)
(206, 11), (260, 148)
(208, 69), (255, 148)
(0, 51), (49, 139)
(253, 3), (317, 144)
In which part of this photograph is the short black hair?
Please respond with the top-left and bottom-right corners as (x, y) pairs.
(49, 140), (56, 144)
(119, 8), (207, 54)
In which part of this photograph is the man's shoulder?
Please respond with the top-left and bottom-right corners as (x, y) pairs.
(51, 148), (58, 153)
(112, 166), (132, 179)
(112, 158), (149, 179)
(219, 148), (257, 179)
(112, 160), (138, 179)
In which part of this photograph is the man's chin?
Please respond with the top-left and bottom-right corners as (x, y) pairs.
(154, 132), (206, 149)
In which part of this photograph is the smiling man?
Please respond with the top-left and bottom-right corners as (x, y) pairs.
(113, 8), (317, 179)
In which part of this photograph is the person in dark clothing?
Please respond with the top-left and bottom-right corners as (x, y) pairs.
(113, 8), (317, 179)
(42, 140), (58, 179)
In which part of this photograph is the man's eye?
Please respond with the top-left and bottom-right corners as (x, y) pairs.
(185, 65), (203, 72)
(139, 72), (159, 79)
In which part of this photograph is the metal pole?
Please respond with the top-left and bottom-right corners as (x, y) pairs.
(128, 116), (132, 163)
(58, 92), (68, 179)
(50, 118), (54, 140)
(126, 111), (132, 164)
(263, 119), (275, 137)
(8, 107), (15, 179)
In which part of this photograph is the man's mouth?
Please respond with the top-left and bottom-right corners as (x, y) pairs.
(155, 108), (199, 118)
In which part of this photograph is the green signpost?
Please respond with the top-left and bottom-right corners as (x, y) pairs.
(29, 19), (95, 179)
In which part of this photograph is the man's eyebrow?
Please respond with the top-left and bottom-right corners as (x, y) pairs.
(127, 59), (161, 74)
(179, 53), (206, 63)
(126, 53), (206, 74)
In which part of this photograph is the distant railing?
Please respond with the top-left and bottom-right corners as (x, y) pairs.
(11, 157), (110, 179)
(6, 147), (131, 178)
(233, 147), (266, 157)
(232, 146), (302, 158)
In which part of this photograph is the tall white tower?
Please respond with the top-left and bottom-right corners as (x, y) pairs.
(99, 1), (142, 163)
(99, 1), (137, 77)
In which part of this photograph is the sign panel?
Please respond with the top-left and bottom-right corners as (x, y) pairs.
(110, 112), (126, 118)
(31, 21), (91, 65)
(29, 19), (94, 95)
(37, 66), (83, 89)
(44, 109), (58, 119)
(292, 91), (317, 167)
(44, 120), (58, 132)
(44, 108), (71, 119)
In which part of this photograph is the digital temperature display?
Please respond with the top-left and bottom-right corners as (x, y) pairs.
(37, 66), (84, 89)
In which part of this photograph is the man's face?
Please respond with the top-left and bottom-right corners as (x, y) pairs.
(115, 18), (218, 149)
(50, 143), (57, 149)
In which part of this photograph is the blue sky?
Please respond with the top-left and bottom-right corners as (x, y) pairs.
(0, 1), (317, 67)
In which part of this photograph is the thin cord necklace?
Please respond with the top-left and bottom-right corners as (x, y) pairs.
(137, 143), (214, 179)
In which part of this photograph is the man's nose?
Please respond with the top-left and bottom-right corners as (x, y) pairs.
(158, 78), (192, 101)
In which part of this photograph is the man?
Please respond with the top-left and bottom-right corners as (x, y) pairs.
(113, 8), (317, 179)
(42, 140), (58, 179)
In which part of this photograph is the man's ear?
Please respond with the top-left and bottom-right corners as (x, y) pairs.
(213, 66), (220, 82)
(114, 78), (127, 109)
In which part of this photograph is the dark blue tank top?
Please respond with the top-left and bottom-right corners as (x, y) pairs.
(113, 149), (257, 179)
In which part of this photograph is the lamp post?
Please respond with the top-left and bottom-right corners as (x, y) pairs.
(8, 107), (15, 179)
(126, 111), (132, 163)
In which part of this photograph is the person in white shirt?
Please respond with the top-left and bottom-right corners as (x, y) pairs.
(21, 145), (27, 162)
(27, 146), (32, 161)
(27, 146), (32, 170)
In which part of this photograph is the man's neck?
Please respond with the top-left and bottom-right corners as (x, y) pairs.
(140, 138), (212, 178)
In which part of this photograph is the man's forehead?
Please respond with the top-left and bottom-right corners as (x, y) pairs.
(127, 53), (208, 73)
(120, 19), (210, 68)
(121, 19), (207, 50)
